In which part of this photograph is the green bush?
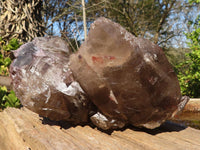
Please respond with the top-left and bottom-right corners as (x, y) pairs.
(0, 37), (22, 109)
(2, 38), (22, 51)
(0, 55), (11, 76)
(0, 38), (22, 75)
(176, 13), (200, 97)
(0, 86), (21, 109)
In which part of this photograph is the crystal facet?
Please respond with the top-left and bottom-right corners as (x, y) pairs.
(10, 37), (90, 124)
(10, 18), (189, 130)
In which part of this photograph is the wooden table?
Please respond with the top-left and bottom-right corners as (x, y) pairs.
(0, 107), (200, 150)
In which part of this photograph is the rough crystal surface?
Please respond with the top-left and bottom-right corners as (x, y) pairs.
(69, 17), (189, 129)
(10, 37), (90, 124)
(10, 18), (189, 130)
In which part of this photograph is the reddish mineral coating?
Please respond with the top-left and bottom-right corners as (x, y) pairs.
(92, 56), (116, 64)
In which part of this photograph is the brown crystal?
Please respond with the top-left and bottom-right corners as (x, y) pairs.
(69, 17), (189, 129)
(10, 37), (90, 124)
(10, 18), (189, 130)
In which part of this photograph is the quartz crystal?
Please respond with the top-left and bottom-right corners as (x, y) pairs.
(10, 37), (90, 123)
(69, 17), (189, 129)
(10, 18), (189, 130)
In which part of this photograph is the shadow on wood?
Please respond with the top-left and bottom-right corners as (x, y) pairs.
(0, 107), (200, 150)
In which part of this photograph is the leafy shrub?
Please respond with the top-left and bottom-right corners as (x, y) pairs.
(176, 14), (200, 97)
(2, 38), (22, 51)
(0, 86), (21, 109)
(0, 37), (22, 109)
(0, 55), (11, 76)
(0, 38), (21, 75)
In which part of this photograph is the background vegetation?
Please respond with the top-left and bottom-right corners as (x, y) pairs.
(176, 3), (200, 97)
(0, 37), (21, 109)
(0, 0), (200, 109)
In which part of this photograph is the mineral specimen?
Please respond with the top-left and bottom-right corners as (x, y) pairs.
(10, 37), (90, 123)
(70, 17), (189, 129)
(10, 18), (189, 130)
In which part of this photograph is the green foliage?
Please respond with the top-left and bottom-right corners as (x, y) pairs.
(0, 38), (21, 76)
(189, 0), (200, 4)
(0, 38), (22, 109)
(176, 13), (200, 97)
(0, 55), (11, 76)
(0, 86), (21, 109)
(3, 38), (22, 51)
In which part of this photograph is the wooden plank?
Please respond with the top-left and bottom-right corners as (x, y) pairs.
(0, 107), (200, 150)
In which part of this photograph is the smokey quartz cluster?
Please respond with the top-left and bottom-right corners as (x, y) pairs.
(10, 17), (189, 130)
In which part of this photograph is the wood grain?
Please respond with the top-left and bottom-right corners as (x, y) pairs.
(0, 107), (200, 150)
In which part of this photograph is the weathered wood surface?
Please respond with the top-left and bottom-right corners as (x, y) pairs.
(183, 99), (200, 112)
(174, 99), (200, 121)
(0, 107), (200, 150)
